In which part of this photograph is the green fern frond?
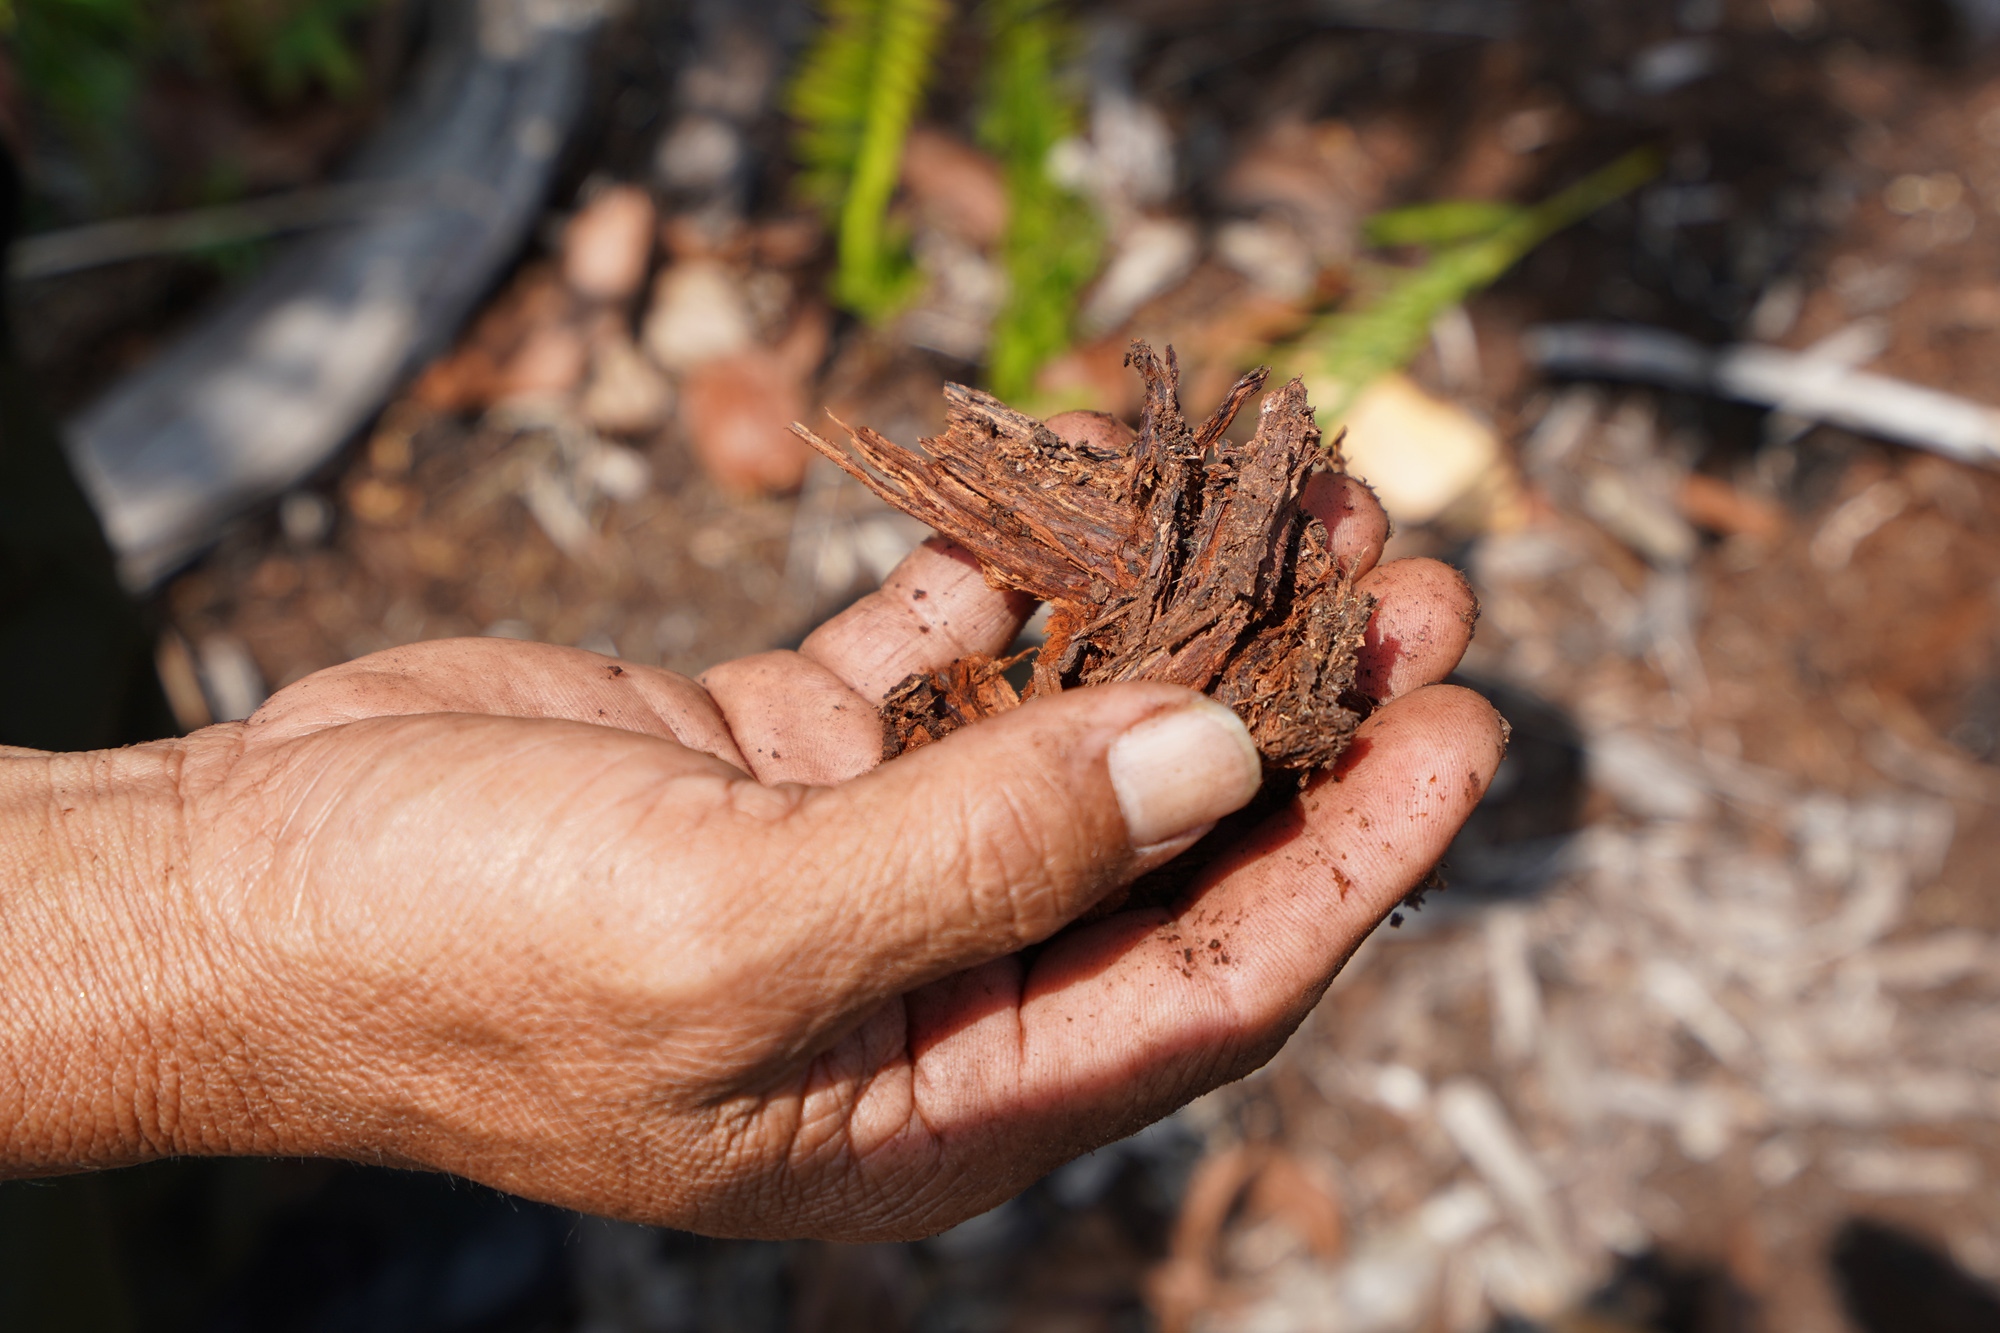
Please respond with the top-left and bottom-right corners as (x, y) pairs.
(786, 0), (879, 213)
(1362, 199), (1524, 250)
(1304, 147), (1662, 428)
(977, 0), (1098, 402)
(786, 0), (949, 322)
(251, 0), (378, 102)
(8, 0), (149, 167)
(8, 0), (380, 214)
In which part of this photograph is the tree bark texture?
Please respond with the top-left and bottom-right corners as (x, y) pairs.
(795, 342), (1375, 779)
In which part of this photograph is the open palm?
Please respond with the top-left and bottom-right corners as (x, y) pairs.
(142, 473), (1498, 1240)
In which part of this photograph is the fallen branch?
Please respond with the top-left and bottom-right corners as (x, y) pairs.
(1525, 322), (2000, 466)
(7, 181), (425, 281)
(66, 0), (608, 589)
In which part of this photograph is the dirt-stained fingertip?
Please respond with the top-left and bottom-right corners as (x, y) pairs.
(1107, 699), (1263, 848)
(798, 539), (1036, 706)
(1302, 472), (1391, 580)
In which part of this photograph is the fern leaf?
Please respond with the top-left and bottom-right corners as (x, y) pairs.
(786, 0), (880, 214)
(1304, 147), (1662, 427)
(977, 0), (1099, 402)
(787, 0), (949, 322)
(1362, 199), (1523, 250)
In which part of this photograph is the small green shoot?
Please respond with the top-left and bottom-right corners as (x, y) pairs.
(8, 0), (148, 166)
(786, 0), (950, 322)
(8, 0), (384, 216)
(1362, 199), (1524, 250)
(239, 0), (380, 102)
(1302, 147), (1662, 427)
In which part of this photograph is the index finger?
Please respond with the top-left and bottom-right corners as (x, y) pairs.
(799, 538), (1038, 705)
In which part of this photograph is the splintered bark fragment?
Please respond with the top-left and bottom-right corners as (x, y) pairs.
(792, 341), (1375, 772)
(878, 651), (1025, 759)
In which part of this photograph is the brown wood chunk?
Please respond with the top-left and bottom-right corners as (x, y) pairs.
(878, 653), (1026, 760)
(793, 341), (1374, 773)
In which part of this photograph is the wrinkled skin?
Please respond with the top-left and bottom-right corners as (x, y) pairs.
(1, 477), (1497, 1241)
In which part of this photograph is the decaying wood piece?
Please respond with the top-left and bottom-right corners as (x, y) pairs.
(877, 651), (1027, 760)
(793, 341), (1374, 773)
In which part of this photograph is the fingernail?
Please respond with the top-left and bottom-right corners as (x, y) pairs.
(1107, 699), (1263, 849)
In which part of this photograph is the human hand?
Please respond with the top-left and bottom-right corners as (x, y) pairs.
(2, 475), (1499, 1241)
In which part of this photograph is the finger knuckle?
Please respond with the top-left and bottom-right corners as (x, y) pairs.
(956, 771), (1091, 945)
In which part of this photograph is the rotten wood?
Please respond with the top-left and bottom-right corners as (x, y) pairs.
(793, 341), (1374, 774)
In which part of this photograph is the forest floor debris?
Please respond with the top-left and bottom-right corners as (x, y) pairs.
(25, 0), (2000, 1328)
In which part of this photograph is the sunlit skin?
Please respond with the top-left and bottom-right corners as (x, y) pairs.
(0, 474), (1501, 1241)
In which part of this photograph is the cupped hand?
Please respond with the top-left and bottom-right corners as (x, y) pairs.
(63, 477), (1499, 1240)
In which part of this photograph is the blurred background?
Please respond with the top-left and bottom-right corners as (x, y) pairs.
(7, 0), (2000, 1329)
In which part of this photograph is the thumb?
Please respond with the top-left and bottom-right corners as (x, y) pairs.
(777, 682), (1264, 999)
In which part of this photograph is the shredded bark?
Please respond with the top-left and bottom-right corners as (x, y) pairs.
(793, 341), (1374, 773)
(877, 650), (1028, 761)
